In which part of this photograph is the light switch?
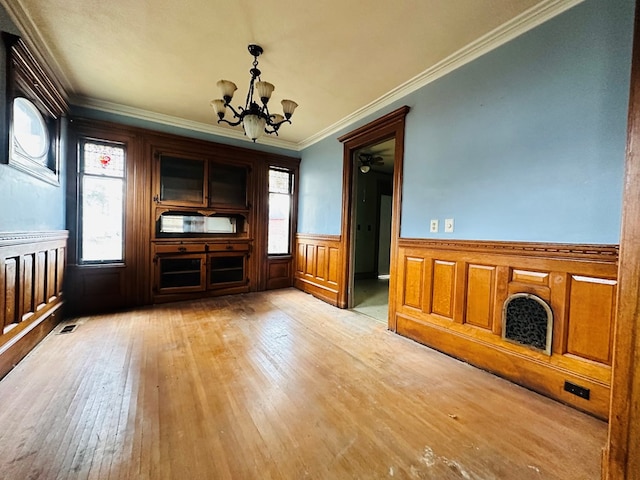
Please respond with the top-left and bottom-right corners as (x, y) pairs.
(430, 219), (439, 233)
(444, 218), (454, 233)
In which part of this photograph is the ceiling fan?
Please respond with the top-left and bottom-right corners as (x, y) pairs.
(358, 153), (384, 174)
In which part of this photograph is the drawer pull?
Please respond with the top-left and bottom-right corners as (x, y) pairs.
(178, 247), (187, 252)
(225, 245), (234, 250)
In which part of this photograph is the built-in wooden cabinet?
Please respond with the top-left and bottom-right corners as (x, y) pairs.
(153, 241), (250, 300)
(67, 118), (299, 309)
(150, 145), (259, 303)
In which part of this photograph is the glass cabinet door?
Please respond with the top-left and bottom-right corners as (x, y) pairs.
(209, 163), (248, 208)
(156, 253), (206, 293)
(157, 155), (207, 206)
(208, 253), (247, 287)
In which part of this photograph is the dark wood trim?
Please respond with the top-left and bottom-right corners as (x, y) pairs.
(338, 106), (410, 314)
(605, 2), (640, 478)
(398, 238), (619, 262)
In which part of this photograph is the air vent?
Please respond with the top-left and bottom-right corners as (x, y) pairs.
(58, 324), (77, 334)
(502, 293), (553, 355)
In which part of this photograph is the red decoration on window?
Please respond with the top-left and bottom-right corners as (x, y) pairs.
(99, 155), (111, 168)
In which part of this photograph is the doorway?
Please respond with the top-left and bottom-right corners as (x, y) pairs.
(337, 106), (410, 329)
(351, 140), (395, 322)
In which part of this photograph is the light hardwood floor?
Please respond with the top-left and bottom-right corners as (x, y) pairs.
(0, 288), (606, 479)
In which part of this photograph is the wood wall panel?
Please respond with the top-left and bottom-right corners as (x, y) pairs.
(294, 234), (342, 307)
(3, 258), (17, 330)
(265, 258), (292, 291)
(394, 239), (618, 419)
(328, 248), (339, 285)
(402, 257), (424, 309)
(46, 249), (56, 302)
(566, 275), (616, 365)
(35, 250), (46, 310)
(465, 264), (495, 330)
(21, 254), (34, 320)
(316, 246), (326, 280)
(0, 232), (67, 380)
(431, 260), (455, 318)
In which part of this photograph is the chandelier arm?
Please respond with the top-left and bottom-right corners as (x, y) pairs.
(217, 117), (243, 127)
(270, 118), (292, 129)
(224, 103), (244, 119)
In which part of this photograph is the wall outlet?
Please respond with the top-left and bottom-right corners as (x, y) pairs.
(430, 219), (439, 233)
(444, 218), (454, 233)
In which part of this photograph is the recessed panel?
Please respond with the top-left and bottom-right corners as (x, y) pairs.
(316, 247), (326, 280)
(297, 244), (305, 274)
(432, 260), (455, 318)
(328, 248), (339, 285)
(403, 257), (424, 309)
(567, 275), (616, 364)
(305, 245), (315, 277)
(465, 264), (495, 329)
(512, 269), (549, 286)
(22, 254), (34, 319)
(4, 258), (17, 328)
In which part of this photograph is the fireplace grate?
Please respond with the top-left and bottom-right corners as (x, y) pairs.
(502, 293), (553, 355)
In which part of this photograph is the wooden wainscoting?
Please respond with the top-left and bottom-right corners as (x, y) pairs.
(294, 234), (342, 306)
(394, 239), (618, 419)
(265, 256), (294, 290)
(0, 231), (68, 379)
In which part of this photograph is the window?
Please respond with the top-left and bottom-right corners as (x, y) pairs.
(79, 140), (126, 263)
(268, 167), (294, 255)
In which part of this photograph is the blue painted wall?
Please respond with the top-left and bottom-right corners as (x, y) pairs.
(0, 6), (67, 232)
(298, 0), (634, 244)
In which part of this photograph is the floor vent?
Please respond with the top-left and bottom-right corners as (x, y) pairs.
(58, 324), (77, 334)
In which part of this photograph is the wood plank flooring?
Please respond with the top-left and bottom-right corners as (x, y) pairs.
(0, 288), (606, 479)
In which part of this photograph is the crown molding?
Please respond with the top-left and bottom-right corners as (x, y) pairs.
(2, 0), (584, 152)
(296, 0), (585, 150)
(72, 96), (300, 151)
(0, 0), (72, 97)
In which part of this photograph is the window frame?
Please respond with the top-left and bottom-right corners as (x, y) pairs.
(77, 137), (127, 265)
(267, 166), (295, 256)
(3, 33), (67, 185)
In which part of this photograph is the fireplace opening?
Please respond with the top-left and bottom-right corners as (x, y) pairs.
(502, 293), (553, 355)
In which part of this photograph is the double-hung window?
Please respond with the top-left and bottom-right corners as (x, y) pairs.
(78, 140), (126, 263)
(267, 167), (294, 255)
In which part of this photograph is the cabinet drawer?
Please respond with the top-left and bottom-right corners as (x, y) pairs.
(208, 243), (250, 252)
(155, 244), (206, 254)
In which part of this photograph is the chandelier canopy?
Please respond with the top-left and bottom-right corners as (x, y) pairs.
(211, 44), (298, 142)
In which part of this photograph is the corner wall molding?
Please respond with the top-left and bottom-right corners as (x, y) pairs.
(296, 0), (585, 150)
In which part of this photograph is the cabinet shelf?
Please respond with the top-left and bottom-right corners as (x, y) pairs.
(161, 269), (201, 275)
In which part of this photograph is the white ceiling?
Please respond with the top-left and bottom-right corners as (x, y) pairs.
(1, 0), (581, 150)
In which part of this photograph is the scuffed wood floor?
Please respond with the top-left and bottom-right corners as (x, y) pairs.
(0, 288), (606, 479)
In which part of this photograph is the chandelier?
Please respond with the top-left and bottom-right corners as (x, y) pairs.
(211, 44), (298, 142)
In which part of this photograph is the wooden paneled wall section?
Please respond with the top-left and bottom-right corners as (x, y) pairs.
(393, 239), (618, 420)
(0, 231), (67, 379)
(294, 234), (342, 306)
(295, 235), (618, 419)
